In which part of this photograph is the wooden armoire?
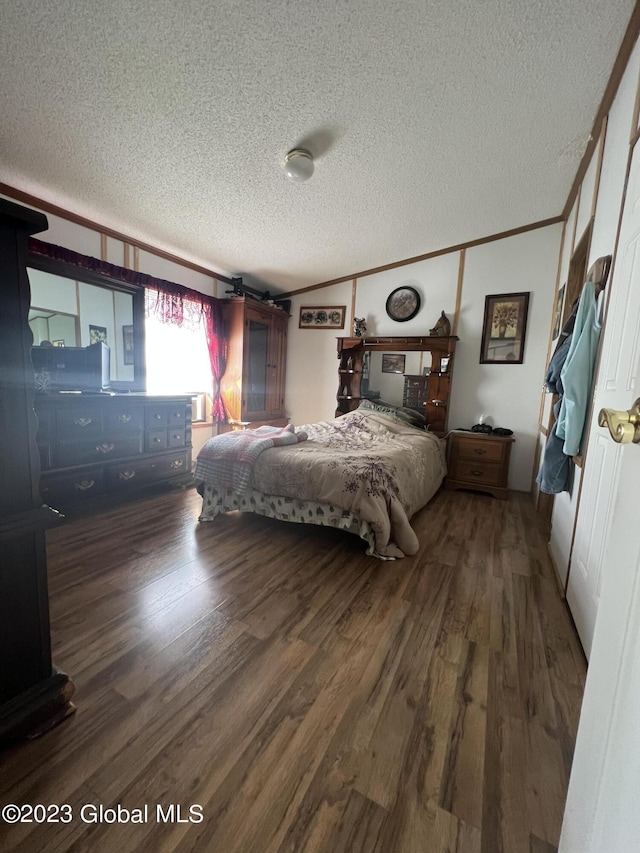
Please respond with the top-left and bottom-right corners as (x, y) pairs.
(0, 199), (75, 742)
(219, 297), (289, 429)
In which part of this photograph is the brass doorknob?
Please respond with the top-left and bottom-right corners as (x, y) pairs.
(598, 398), (640, 444)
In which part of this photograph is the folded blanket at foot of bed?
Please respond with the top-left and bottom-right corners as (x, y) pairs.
(194, 424), (308, 493)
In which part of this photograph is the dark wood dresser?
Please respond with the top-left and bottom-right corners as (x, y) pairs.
(35, 393), (192, 508)
(445, 430), (515, 500)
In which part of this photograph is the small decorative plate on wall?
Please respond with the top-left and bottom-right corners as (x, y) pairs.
(385, 286), (421, 322)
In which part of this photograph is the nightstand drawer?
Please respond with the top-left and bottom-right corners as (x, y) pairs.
(450, 458), (503, 486)
(446, 430), (515, 500)
(456, 437), (505, 463)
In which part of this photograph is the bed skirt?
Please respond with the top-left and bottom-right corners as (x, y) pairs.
(197, 484), (390, 557)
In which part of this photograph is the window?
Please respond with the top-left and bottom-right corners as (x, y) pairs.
(144, 292), (212, 401)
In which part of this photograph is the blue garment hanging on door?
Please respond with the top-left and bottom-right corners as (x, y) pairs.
(536, 336), (572, 494)
(555, 280), (602, 457)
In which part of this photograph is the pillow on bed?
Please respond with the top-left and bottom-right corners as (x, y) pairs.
(358, 398), (426, 428)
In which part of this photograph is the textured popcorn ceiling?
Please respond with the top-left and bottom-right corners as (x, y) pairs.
(0, 1), (635, 291)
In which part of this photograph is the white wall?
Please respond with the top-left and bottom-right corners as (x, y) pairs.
(354, 252), (460, 337)
(0, 194), (219, 297)
(286, 228), (561, 492)
(450, 226), (562, 490)
(286, 280), (353, 425)
(28, 268), (77, 314)
(78, 282), (114, 348)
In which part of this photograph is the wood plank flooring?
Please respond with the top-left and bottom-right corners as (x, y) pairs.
(0, 487), (587, 852)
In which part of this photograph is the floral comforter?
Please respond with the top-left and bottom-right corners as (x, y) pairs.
(196, 409), (446, 558)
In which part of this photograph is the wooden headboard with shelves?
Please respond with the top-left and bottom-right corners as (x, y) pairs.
(336, 335), (458, 436)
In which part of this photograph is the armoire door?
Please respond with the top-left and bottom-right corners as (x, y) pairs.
(244, 314), (270, 420)
(267, 317), (287, 418)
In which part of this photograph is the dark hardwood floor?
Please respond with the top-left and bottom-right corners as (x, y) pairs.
(0, 487), (586, 852)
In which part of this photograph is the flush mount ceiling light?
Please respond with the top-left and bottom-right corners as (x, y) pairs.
(284, 148), (314, 183)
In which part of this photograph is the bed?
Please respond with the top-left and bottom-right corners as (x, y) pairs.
(194, 402), (447, 558)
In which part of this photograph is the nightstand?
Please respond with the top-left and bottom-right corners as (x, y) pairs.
(445, 430), (515, 500)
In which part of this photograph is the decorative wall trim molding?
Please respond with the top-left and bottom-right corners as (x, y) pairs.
(453, 249), (465, 337)
(280, 215), (563, 298)
(0, 182), (232, 284)
(562, 5), (640, 220)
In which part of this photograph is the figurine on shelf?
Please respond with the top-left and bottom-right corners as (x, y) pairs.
(429, 311), (451, 336)
(353, 317), (367, 337)
(346, 356), (354, 369)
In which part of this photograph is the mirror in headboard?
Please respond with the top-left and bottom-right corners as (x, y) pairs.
(27, 254), (145, 391)
(362, 350), (430, 407)
(336, 335), (458, 435)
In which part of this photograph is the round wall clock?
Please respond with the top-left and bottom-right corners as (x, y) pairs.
(385, 286), (421, 322)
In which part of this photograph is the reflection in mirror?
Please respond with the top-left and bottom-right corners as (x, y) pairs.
(361, 350), (429, 407)
(27, 267), (136, 386)
(28, 307), (78, 347)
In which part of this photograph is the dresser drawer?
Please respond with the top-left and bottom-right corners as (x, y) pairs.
(54, 434), (143, 467)
(40, 468), (104, 505)
(155, 450), (190, 477)
(455, 436), (506, 463)
(56, 406), (104, 437)
(404, 377), (428, 390)
(169, 405), (189, 427)
(146, 405), (170, 428)
(146, 429), (168, 452)
(105, 457), (162, 489)
(106, 406), (144, 432)
(450, 458), (503, 487)
(105, 450), (190, 489)
(168, 427), (186, 447)
(145, 403), (189, 428)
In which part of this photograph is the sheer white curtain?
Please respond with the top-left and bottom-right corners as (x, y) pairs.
(144, 290), (212, 397)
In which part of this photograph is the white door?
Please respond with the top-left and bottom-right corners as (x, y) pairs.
(566, 140), (640, 658)
(559, 419), (640, 852)
(559, 143), (640, 852)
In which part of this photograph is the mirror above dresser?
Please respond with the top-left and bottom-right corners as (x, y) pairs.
(27, 253), (145, 391)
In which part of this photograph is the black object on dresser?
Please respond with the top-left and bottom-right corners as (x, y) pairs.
(0, 199), (75, 742)
(35, 394), (193, 508)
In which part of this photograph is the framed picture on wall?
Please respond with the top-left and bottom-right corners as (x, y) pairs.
(381, 353), (406, 374)
(122, 325), (134, 364)
(480, 292), (530, 364)
(299, 306), (346, 329)
(89, 324), (107, 345)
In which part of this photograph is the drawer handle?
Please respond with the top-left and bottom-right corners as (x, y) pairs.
(474, 448), (487, 455)
(154, 413), (162, 420)
(96, 443), (115, 454)
(153, 437), (163, 443)
(471, 470), (484, 477)
(74, 417), (92, 427)
(173, 412), (182, 419)
(117, 414), (132, 424)
(170, 459), (184, 469)
(75, 479), (95, 491)
(119, 470), (136, 481)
